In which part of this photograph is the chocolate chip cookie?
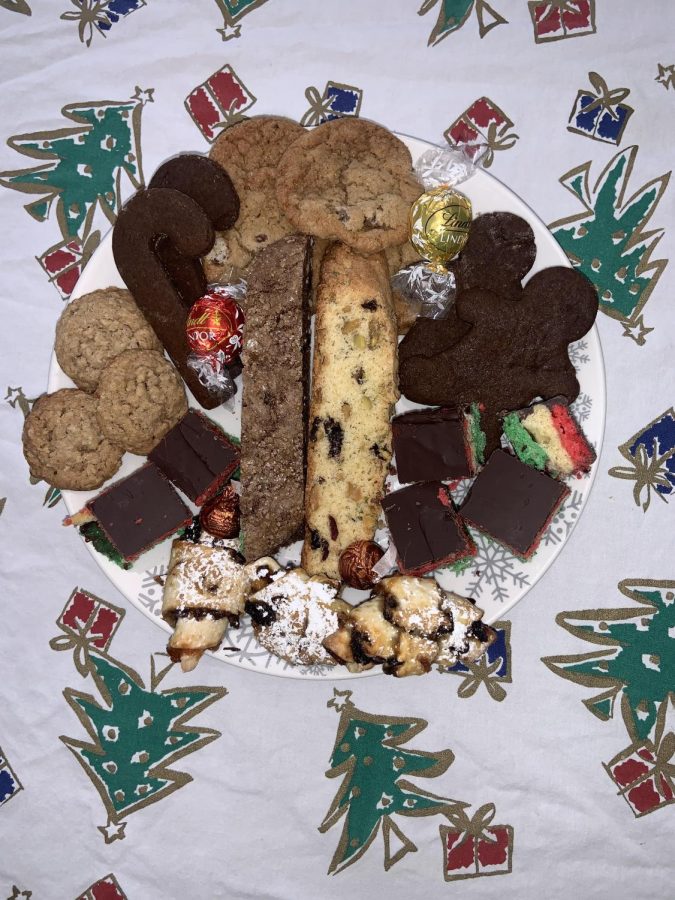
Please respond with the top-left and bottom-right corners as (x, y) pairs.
(22, 389), (123, 490)
(96, 349), (188, 455)
(276, 118), (423, 254)
(205, 116), (305, 281)
(55, 287), (161, 392)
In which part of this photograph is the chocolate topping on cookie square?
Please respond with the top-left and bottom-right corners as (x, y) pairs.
(392, 406), (472, 483)
(459, 449), (569, 558)
(87, 463), (192, 562)
(381, 482), (475, 575)
(148, 410), (240, 506)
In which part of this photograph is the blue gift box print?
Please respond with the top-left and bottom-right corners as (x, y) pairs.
(0, 749), (22, 808)
(300, 82), (363, 127)
(609, 408), (675, 511)
(324, 84), (362, 119)
(567, 73), (633, 145)
(97, 0), (146, 34)
(628, 411), (675, 499)
(445, 624), (510, 677)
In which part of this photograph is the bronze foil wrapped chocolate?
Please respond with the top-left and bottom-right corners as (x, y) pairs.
(339, 540), (385, 590)
(200, 485), (240, 539)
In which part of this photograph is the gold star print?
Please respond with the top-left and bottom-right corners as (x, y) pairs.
(97, 817), (127, 843)
(327, 688), (353, 713)
(622, 315), (654, 346)
(132, 86), (155, 106)
(655, 63), (675, 90)
(218, 23), (242, 41)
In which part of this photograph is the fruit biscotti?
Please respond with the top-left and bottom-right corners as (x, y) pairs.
(302, 243), (399, 579)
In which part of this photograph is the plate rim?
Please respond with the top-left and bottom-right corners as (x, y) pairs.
(48, 131), (606, 680)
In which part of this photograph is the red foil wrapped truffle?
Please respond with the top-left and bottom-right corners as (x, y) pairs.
(186, 289), (245, 365)
(339, 540), (385, 590)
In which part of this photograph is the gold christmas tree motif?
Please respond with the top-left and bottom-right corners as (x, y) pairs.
(543, 579), (675, 743)
(212, 0), (270, 40)
(61, 652), (226, 841)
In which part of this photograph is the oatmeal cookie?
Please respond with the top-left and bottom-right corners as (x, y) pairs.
(55, 287), (161, 393)
(277, 118), (423, 254)
(22, 388), (123, 490)
(205, 116), (304, 281)
(96, 349), (187, 455)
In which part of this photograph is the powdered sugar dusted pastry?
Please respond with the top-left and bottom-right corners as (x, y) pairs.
(327, 576), (496, 677)
(245, 568), (347, 667)
(162, 538), (280, 671)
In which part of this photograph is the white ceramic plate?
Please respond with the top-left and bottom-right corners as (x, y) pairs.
(49, 134), (606, 680)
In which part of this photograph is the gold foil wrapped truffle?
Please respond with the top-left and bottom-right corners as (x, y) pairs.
(410, 186), (472, 269)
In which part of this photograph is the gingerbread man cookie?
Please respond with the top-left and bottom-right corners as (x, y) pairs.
(399, 266), (598, 452)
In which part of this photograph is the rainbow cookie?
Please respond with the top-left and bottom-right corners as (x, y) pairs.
(503, 397), (596, 479)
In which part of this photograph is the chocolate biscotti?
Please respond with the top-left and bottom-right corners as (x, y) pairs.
(302, 243), (399, 579)
(239, 234), (312, 560)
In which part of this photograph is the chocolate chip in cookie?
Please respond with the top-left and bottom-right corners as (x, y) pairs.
(276, 118), (423, 254)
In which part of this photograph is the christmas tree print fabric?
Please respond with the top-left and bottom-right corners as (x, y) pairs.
(0, 1), (674, 897)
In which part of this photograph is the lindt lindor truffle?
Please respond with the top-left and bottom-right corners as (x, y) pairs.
(392, 146), (478, 320)
(186, 281), (246, 398)
(410, 185), (472, 269)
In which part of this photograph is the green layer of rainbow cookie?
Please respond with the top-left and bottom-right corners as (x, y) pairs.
(502, 397), (595, 478)
(464, 402), (487, 473)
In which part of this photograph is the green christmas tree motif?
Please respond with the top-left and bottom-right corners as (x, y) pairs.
(62, 652), (226, 842)
(418, 0), (507, 47)
(0, 88), (149, 243)
(543, 579), (675, 742)
(5, 386), (61, 508)
(550, 146), (670, 345)
(213, 0), (270, 40)
(320, 689), (467, 874)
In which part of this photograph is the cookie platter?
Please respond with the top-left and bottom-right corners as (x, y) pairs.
(42, 128), (605, 680)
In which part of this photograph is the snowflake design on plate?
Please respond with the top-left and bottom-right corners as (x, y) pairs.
(449, 477), (473, 505)
(569, 339), (590, 369)
(216, 620), (332, 675)
(570, 392), (593, 423)
(136, 566), (167, 616)
(464, 533), (530, 605)
(540, 489), (583, 548)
